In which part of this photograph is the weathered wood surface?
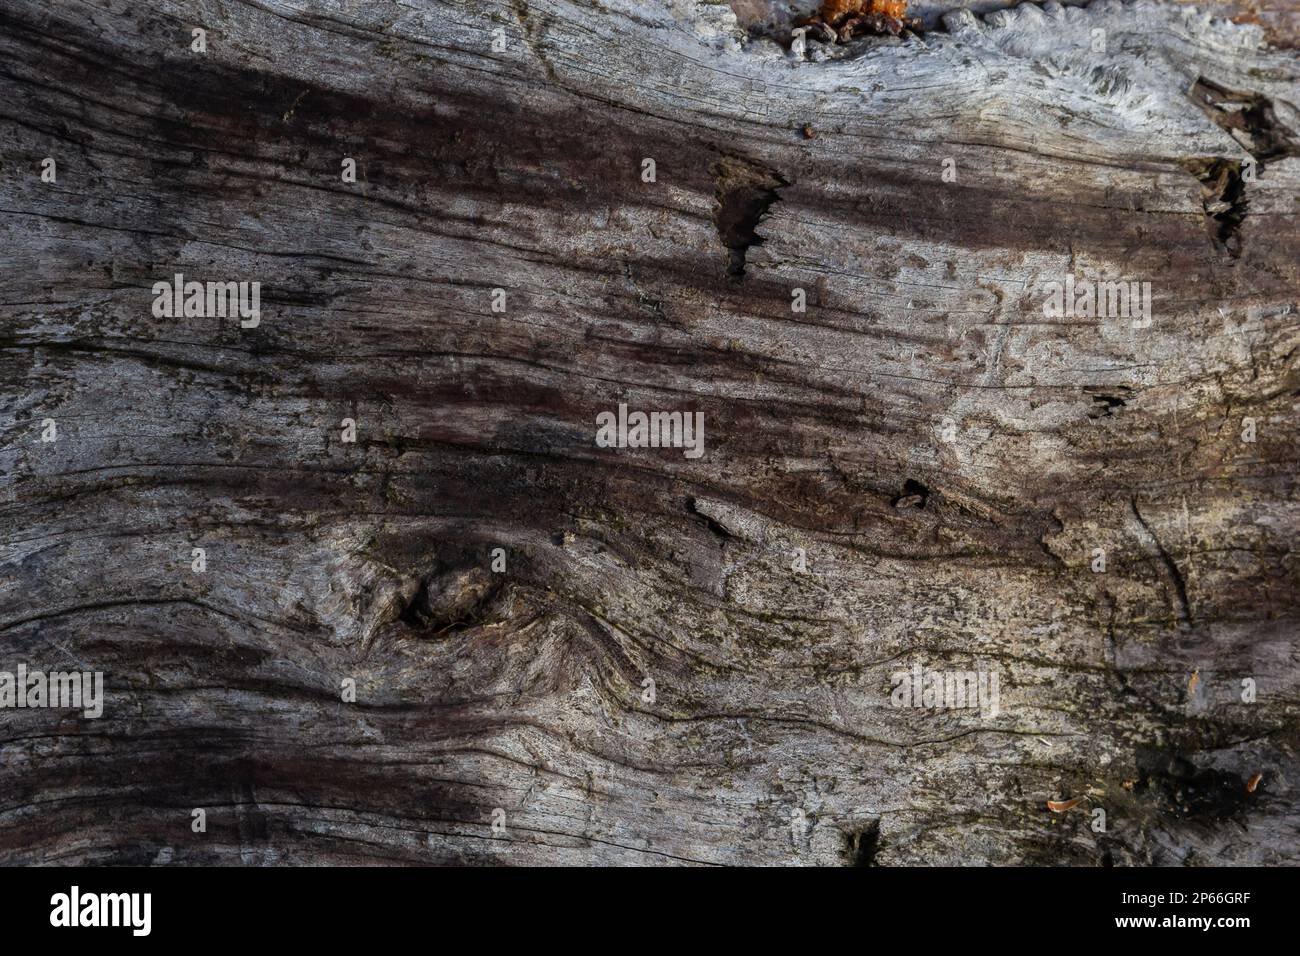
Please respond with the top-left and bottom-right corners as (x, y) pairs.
(1, 0), (1298, 865)
(733, 0), (1300, 46)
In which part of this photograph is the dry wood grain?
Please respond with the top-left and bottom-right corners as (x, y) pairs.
(0, 0), (1298, 865)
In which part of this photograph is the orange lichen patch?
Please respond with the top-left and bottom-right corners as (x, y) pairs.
(821, 0), (909, 23)
(1188, 668), (1200, 697)
(1047, 797), (1083, 812)
(797, 0), (918, 42)
(1247, 773), (1263, 793)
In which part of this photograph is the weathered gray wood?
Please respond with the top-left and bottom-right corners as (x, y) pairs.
(0, 0), (1297, 865)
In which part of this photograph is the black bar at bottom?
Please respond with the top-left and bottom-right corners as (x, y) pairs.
(0, 865), (1291, 943)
